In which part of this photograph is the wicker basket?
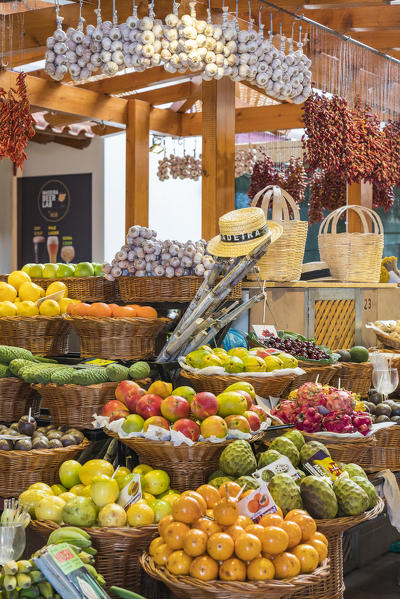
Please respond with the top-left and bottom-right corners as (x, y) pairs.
(0, 438), (89, 497)
(31, 276), (117, 303)
(118, 276), (242, 303)
(29, 520), (157, 592)
(318, 205), (383, 283)
(0, 316), (70, 355)
(65, 315), (169, 360)
(180, 369), (294, 399)
(106, 429), (265, 492)
(0, 377), (41, 422)
(140, 553), (329, 599)
(284, 363), (341, 394)
(248, 186), (307, 283)
(363, 425), (400, 472)
(301, 431), (375, 464)
(373, 329), (400, 351)
(330, 361), (373, 396)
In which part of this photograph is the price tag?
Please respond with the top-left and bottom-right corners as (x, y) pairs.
(238, 482), (278, 523)
(77, 359), (117, 368)
(118, 474), (142, 510)
(254, 456), (301, 482)
(303, 449), (343, 481)
(252, 324), (277, 338)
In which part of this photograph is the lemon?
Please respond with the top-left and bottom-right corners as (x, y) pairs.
(39, 299), (60, 316)
(59, 298), (74, 314)
(71, 299), (82, 304)
(17, 301), (39, 316)
(14, 298), (21, 304)
(8, 270), (31, 291)
(0, 282), (17, 303)
(19, 282), (44, 302)
(46, 281), (68, 298)
(0, 301), (17, 316)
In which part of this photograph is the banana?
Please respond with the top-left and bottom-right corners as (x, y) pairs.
(77, 551), (94, 565)
(16, 573), (32, 589)
(109, 587), (147, 599)
(3, 562), (18, 576)
(57, 526), (90, 540)
(82, 564), (98, 578)
(19, 585), (40, 598)
(29, 571), (45, 585)
(3, 575), (16, 591)
(17, 561), (33, 574)
(47, 529), (91, 548)
(82, 546), (97, 556)
(38, 582), (54, 599)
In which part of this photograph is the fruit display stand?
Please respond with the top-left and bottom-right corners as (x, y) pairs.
(65, 315), (170, 360)
(31, 276), (117, 303)
(29, 520), (158, 592)
(0, 316), (71, 355)
(0, 377), (41, 421)
(330, 361), (373, 396)
(140, 553), (330, 599)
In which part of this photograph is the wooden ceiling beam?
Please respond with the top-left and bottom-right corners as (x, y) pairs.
(43, 113), (90, 128)
(149, 107), (181, 135)
(171, 77), (203, 112)
(125, 81), (193, 104)
(80, 67), (192, 95)
(349, 30), (400, 50)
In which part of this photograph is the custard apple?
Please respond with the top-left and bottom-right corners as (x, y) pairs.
(300, 441), (330, 465)
(283, 429), (305, 451)
(300, 475), (338, 519)
(268, 473), (303, 515)
(352, 476), (378, 509)
(257, 449), (282, 468)
(296, 469), (307, 486)
(51, 368), (76, 385)
(208, 476), (234, 489)
(219, 440), (257, 477)
(269, 437), (300, 467)
(208, 470), (226, 481)
(340, 463), (368, 480)
(106, 363), (129, 382)
(236, 476), (260, 491)
(333, 477), (369, 515)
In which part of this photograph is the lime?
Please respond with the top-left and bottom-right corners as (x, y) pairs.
(59, 460), (82, 489)
(350, 346), (369, 363)
(133, 464), (153, 475)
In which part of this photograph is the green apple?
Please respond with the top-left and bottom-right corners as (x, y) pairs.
(43, 263), (59, 278)
(122, 414), (144, 434)
(92, 263), (104, 276)
(172, 386), (196, 404)
(22, 264), (34, 275)
(57, 263), (75, 277)
(30, 264), (44, 278)
(75, 262), (94, 277)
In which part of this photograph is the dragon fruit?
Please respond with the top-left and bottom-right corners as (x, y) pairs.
(296, 382), (328, 409)
(323, 411), (354, 434)
(272, 400), (299, 424)
(325, 389), (355, 415)
(351, 411), (372, 436)
(295, 406), (323, 433)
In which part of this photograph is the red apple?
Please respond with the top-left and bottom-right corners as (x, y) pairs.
(172, 418), (200, 441)
(101, 400), (128, 418)
(136, 394), (163, 419)
(143, 416), (170, 432)
(235, 390), (253, 410)
(109, 409), (130, 422)
(161, 395), (190, 423)
(244, 410), (261, 432)
(124, 386), (146, 413)
(251, 405), (268, 423)
(200, 415), (228, 439)
(191, 392), (218, 420)
(115, 380), (140, 405)
(225, 414), (251, 434)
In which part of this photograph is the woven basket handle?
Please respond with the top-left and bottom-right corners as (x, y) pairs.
(251, 185), (300, 221)
(320, 205), (383, 235)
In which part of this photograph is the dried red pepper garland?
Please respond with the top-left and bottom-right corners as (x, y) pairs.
(0, 72), (35, 170)
(247, 155), (307, 206)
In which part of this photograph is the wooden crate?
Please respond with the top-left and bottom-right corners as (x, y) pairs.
(314, 298), (355, 349)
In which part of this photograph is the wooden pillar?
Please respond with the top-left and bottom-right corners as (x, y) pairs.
(201, 78), (236, 239)
(125, 98), (150, 234)
(346, 180), (373, 233)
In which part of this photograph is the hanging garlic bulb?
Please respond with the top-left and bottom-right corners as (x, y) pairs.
(162, 0), (182, 73)
(45, 7), (67, 80)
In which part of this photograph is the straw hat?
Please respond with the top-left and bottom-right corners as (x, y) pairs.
(207, 207), (283, 257)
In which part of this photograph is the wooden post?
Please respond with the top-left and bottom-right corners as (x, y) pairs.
(201, 78), (236, 239)
(346, 180), (373, 233)
(125, 98), (150, 234)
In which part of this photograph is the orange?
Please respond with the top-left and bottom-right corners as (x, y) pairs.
(308, 538), (328, 564)
(236, 515), (253, 529)
(68, 302), (90, 316)
(153, 543), (174, 567)
(219, 558), (246, 581)
(88, 302), (112, 317)
(234, 533), (262, 561)
(112, 305), (136, 318)
(158, 514), (174, 537)
(206, 509), (214, 518)
(224, 525), (245, 541)
(196, 484), (222, 508)
(247, 557), (275, 581)
(193, 516), (222, 537)
(164, 521), (190, 550)
(149, 536), (164, 556)
(218, 481), (242, 499)
(172, 495), (203, 524)
(280, 520), (302, 549)
(275, 506), (284, 518)
(285, 509), (310, 521)
(292, 544), (319, 573)
(206, 532), (234, 561)
(285, 514), (317, 542)
(259, 526), (289, 556)
(166, 550), (192, 575)
(183, 528), (208, 557)
(259, 513), (284, 528)
(181, 490), (207, 514)
(136, 305), (158, 319)
(246, 524), (265, 541)
(273, 552), (301, 579)
(190, 555), (219, 581)
(310, 532), (328, 547)
(213, 497), (239, 527)
(126, 304), (141, 311)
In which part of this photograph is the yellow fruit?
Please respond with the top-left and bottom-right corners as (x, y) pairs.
(69, 484), (86, 495)
(29, 483), (53, 494)
(127, 502), (155, 527)
(14, 298), (20, 304)
(39, 299), (60, 316)
(142, 492), (156, 503)
(8, 271), (30, 291)
(59, 298), (74, 314)
(17, 301), (39, 316)
(46, 281), (68, 297)
(0, 301), (17, 316)
(0, 282), (17, 302)
(98, 503), (127, 527)
(79, 459), (114, 486)
(18, 282), (44, 302)
(35, 496), (65, 523)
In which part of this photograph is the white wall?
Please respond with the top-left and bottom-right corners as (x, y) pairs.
(104, 132), (126, 263)
(0, 160), (14, 273)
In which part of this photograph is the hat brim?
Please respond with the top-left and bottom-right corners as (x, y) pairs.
(207, 221), (283, 258)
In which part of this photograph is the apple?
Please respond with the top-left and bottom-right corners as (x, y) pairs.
(235, 390), (253, 410)
(172, 418), (200, 441)
(101, 400), (129, 418)
(243, 410), (261, 432)
(115, 380), (141, 405)
(122, 414), (145, 433)
(109, 409), (130, 423)
(125, 386), (146, 413)
(251, 405), (268, 423)
(200, 415), (228, 439)
(143, 416), (170, 432)
(224, 414), (251, 434)
(172, 386), (196, 404)
(136, 394), (163, 419)
(191, 392), (218, 420)
(161, 395), (190, 423)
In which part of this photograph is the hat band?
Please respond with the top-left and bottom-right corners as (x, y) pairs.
(220, 224), (268, 243)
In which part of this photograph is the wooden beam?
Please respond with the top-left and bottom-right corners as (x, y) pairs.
(202, 78), (236, 239)
(127, 82), (193, 104)
(91, 124), (123, 136)
(44, 113), (90, 128)
(81, 68), (191, 95)
(149, 107), (181, 135)
(126, 99), (150, 232)
(171, 77), (203, 113)
(347, 181), (373, 233)
(349, 29), (400, 50)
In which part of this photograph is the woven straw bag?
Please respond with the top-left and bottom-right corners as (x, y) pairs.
(248, 185), (308, 281)
(318, 205), (383, 282)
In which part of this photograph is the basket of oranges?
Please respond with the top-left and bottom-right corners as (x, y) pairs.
(65, 302), (170, 360)
(140, 482), (330, 599)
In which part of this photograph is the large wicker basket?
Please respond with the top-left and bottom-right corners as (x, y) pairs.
(318, 205), (383, 283)
(118, 276), (242, 303)
(330, 361), (373, 396)
(248, 185), (308, 282)
(180, 369), (295, 399)
(31, 276), (116, 303)
(284, 363), (341, 394)
(0, 316), (70, 355)
(106, 429), (265, 492)
(0, 438), (89, 497)
(0, 377), (41, 422)
(363, 425), (400, 472)
(65, 315), (169, 360)
(140, 553), (329, 599)
(29, 520), (158, 592)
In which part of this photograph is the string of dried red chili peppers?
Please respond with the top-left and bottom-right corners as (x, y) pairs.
(0, 72), (35, 171)
(248, 156), (307, 207)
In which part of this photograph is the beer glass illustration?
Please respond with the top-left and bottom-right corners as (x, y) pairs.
(47, 236), (59, 263)
(61, 245), (75, 264)
(33, 236), (45, 263)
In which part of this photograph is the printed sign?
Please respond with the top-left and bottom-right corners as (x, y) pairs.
(303, 449), (343, 481)
(238, 482), (278, 523)
(118, 473), (142, 509)
(254, 456), (301, 483)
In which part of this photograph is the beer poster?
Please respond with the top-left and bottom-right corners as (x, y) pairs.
(17, 174), (92, 268)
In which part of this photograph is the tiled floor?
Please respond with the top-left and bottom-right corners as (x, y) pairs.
(344, 553), (400, 598)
